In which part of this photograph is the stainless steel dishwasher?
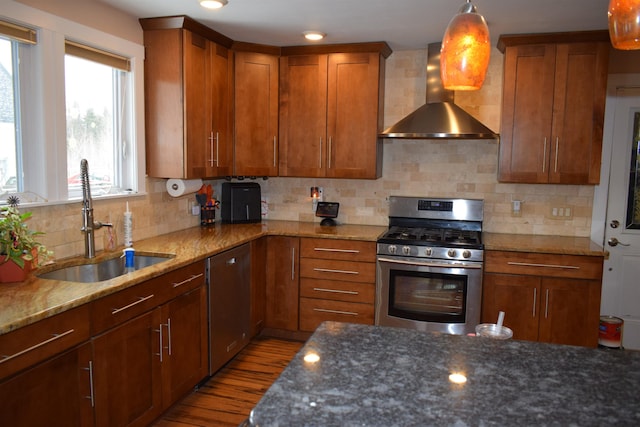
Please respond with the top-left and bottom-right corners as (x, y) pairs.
(207, 243), (251, 374)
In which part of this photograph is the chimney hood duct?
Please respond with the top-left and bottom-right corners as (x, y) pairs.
(380, 43), (498, 139)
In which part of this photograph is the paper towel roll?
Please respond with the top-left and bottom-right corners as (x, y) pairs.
(166, 179), (203, 197)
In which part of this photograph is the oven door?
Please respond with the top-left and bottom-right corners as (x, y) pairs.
(376, 256), (483, 335)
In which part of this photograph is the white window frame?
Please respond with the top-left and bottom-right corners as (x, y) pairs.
(1, 2), (146, 207)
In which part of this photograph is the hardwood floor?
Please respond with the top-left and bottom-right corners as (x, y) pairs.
(153, 336), (304, 427)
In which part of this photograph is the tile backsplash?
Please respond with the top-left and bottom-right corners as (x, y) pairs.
(28, 47), (595, 261)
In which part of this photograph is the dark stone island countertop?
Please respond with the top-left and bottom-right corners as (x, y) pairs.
(248, 322), (640, 427)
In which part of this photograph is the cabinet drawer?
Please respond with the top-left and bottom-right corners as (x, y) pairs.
(300, 238), (375, 262)
(163, 262), (206, 300)
(0, 305), (90, 380)
(299, 298), (374, 332)
(300, 278), (374, 304)
(484, 251), (603, 280)
(300, 258), (375, 283)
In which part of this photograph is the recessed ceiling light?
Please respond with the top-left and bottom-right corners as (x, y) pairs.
(303, 31), (326, 41)
(200, 0), (228, 9)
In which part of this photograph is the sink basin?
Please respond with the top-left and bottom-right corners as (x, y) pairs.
(37, 253), (173, 283)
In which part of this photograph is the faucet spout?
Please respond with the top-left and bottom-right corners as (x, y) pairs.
(80, 159), (101, 258)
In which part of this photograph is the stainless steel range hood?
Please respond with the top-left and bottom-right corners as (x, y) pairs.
(380, 43), (498, 139)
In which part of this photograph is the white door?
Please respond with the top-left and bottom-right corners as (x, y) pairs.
(602, 87), (640, 350)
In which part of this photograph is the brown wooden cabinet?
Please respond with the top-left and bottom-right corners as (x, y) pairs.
(265, 236), (300, 331)
(279, 46), (389, 179)
(482, 250), (603, 347)
(91, 261), (207, 426)
(234, 49), (280, 177)
(497, 32), (609, 184)
(141, 16), (234, 179)
(298, 238), (376, 331)
(0, 305), (93, 427)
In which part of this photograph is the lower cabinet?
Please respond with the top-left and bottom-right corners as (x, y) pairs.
(482, 250), (603, 347)
(265, 236), (300, 331)
(298, 238), (376, 332)
(0, 342), (94, 426)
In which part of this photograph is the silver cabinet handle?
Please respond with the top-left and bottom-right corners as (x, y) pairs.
(155, 323), (163, 362)
(313, 308), (358, 316)
(226, 257), (237, 265)
(507, 261), (579, 270)
(313, 247), (360, 254)
(291, 247), (296, 281)
(215, 131), (220, 166)
(542, 137), (547, 173)
(554, 136), (559, 172)
(111, 294), (154, 315)
(313, 287), (358, 295)
(172, 273), (203, 288)
(328, 136), (332, 169)
(83, 361), (95, 407)
(532, 288), (537, 317)
(0, 328), (75, 364)
(544, 289), (550, 318)
(273, 136), (277, 167)
(319, 137), (322, 169)
(209, 132), (215, 167)
(313, 267), (359, 275)
(165, 318), (172, 356)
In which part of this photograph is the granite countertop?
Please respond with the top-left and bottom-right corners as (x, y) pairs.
(0, 221), (386, 335)
(483, 232), (606, 257)
(248, 321), (640, 426)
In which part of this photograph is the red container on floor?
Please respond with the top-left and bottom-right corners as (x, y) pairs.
(599, 316), (624, 348)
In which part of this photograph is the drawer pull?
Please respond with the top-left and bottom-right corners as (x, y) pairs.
(111, 294), (154, 315)
(0, 328), (75, 364)
(313, 287), (358, 295)
(313, 308), (358, 316)
(313, 247), (361, 254)
(173, 273), (204, 288)
(507, 262), (579, 270)
(313, 267), (359, 275)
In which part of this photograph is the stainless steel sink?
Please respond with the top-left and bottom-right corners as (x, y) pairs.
(37, 253), (173, 283)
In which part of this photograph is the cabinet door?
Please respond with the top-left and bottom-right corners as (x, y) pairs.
(234, 51), (279, 177)
(162, 285), (208, 404)
(250, 237), (267, 336)
(482, 273), (541, 341)
(210, 42), (234, 177)
(538, 277), (601, 347)
(326, 52), (382, 179)
(93, 309), (163, 427)
(0, 343), (94, 427)
(279, 54), (328, 177)
(209, 243), (252, 373)
(184, 30), (211, 178)
(548, 42), (608, 184)
(498, 44), (556, 183)
(265, 236), (300, 331)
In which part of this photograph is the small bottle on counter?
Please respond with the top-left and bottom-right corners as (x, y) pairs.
(124, 202), (133, 247)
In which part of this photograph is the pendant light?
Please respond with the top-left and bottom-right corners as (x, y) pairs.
(440, 0), (491, 90)
(608, 0), (640, 50)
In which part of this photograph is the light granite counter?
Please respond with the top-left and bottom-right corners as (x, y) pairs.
(248, 321), (640, 427)
(483, 232), (606, 257)
(0, 221), (386, 335)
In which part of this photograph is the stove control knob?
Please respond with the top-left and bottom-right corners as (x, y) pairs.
(424, 248), (433, 257)
(402, 246), (411, 256)
(462, 250), (472, 259)
(388, 245), (397, 254)
(447, 249), (457, 258)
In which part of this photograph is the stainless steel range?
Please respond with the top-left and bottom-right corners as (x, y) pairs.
(375, 196), (484, 335)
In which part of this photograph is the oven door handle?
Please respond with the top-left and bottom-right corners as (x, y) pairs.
(377, 257), (483, 270)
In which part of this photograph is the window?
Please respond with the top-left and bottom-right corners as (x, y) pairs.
(0, 8), (145, 206)
(64, 41), (133, 199)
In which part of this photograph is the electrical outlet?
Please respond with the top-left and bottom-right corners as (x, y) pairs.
(548, 205), (574, 220)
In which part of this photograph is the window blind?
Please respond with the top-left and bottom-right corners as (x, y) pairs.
(65, 40), (131, 72)
(0, 19), (37, 44)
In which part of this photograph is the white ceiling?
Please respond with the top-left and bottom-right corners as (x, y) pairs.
(100, 0), (609, 51)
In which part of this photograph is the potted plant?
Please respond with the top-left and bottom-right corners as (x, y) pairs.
(0, 196), (51, 282)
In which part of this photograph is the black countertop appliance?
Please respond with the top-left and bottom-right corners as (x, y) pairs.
(221, 182), (261, 223)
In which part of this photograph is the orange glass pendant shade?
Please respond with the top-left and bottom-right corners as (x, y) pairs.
(608, 0), (640, 50)
(440, 1), (491, 90)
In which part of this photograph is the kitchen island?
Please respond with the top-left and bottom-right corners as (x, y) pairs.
(247, 321), (640, 426)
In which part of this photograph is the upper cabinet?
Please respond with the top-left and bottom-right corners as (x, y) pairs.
(141, 16), (234, 179)
(279, 44), (390, 179)
(497, 31), (610, 184)
(233, 48), (280, 177)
